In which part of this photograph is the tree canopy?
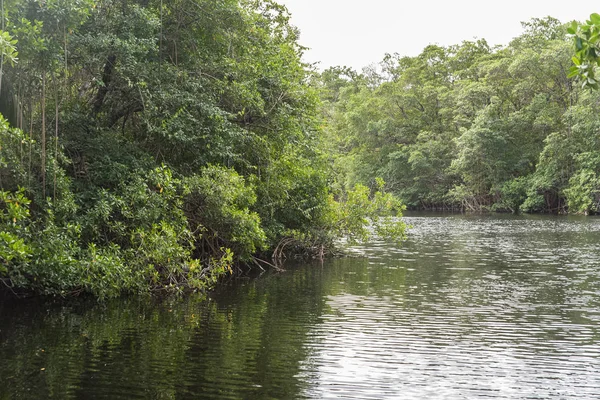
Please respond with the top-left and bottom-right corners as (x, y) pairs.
(321, 16), (600, 215)
(0, 0), (405, 298)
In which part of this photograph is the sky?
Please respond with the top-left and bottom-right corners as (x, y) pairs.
(277, 0), (597, 71)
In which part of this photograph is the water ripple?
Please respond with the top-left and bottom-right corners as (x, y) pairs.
(299, 215), (600, 399)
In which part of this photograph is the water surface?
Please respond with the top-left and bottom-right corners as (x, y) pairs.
(2, 213), (600, 399)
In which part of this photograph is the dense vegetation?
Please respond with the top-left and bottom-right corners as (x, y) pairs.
(1, 2), (598, 299)
(0, 0), (405, 298)
(321, 17), (600, 215)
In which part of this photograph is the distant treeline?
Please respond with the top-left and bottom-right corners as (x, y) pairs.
(320, 17), (600, 215)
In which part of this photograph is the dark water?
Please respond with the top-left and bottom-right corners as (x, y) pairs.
(2, 213), (600, 399)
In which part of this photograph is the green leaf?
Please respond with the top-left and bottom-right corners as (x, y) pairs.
(572, 56), (581, 66)
(568, 21), (579, 34)
(576, 37), (584, 51)
(591, 13), (600, 25)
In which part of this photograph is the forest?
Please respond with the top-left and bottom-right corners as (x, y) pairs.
(0, 0), (597, 298)
(0, 0), (404, 298)
(323, 16), (600, 214)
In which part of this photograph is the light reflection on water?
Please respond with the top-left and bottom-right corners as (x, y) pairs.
(2, 214), (600, 399)
(299, 214), (600, 399)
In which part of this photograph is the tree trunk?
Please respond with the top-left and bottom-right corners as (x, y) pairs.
(42, 73), (46, 198)
(93, 55), (117, 115)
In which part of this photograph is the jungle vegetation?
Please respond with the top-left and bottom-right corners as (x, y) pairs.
(321, 16), (600, 215)
(0, 0), (405, 298)
(0, 1), (597, 299)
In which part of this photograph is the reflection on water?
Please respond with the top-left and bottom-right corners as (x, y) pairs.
(2, 214), (600, 399)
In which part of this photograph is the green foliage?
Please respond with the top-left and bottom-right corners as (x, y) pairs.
(329, 179), (406, 244)
(496, 177), (529, 213)
(322, 17), (589, 214)
(183, 165), (266, 260)
(564, 168), (600, 214)
(0, 30), (18, 65)
(281, 179), (407, 257)
(568, 14), (600, 89)
(0, 189), (32, 274)
(0, 0), (407, 298)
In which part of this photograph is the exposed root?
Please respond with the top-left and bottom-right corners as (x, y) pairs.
(0, 277), (20, 298)
(252, 256), (284, 272)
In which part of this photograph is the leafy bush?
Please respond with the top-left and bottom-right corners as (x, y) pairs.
(273, 178), (407, 259)
(183, 165), (266, 260)
(0, 189), (32, 276)
(496, 177), (529, 213)
(565, 169), (600, 214)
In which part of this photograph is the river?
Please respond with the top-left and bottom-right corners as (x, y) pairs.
(2, 213), (600, 399)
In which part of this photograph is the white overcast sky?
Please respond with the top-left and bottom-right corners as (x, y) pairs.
(277, 0), (597, 71)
